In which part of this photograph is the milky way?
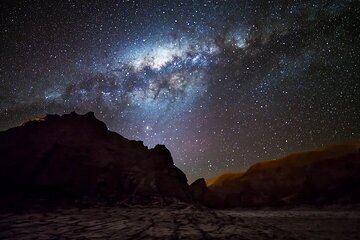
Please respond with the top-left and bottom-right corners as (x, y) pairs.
(1, 0), (360, 181)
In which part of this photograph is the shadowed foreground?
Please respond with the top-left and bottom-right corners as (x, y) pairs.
(1, 206), (359, 240)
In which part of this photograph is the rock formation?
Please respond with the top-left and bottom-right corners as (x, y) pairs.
(195, 143), (360, 208)
(0, 112), (191, 206)
(1, 111), (359, 209)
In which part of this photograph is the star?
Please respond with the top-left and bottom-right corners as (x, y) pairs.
(0, 0), (359, 182)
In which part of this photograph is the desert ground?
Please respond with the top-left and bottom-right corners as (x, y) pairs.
(0, 205), (359, 240)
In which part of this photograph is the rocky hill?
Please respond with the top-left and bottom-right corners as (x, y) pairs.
(0, 112), (191, 207)
(1, 111), (359, 209)
(192, 143), (360, 208)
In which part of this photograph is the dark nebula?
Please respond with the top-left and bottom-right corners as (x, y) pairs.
(1, 0), (359, 181)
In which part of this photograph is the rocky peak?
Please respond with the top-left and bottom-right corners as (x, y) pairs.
(22, 111), (108, 132)
(0, 112), (191, 206)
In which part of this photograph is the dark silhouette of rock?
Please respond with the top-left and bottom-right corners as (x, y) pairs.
(0, 112), (191, 206)
(197, 143), (360, 208)
(189, 178), (207, 200)
(294, 152), (360, 205)
(189, 178), (224, 208)
(1, 112), (359, 209)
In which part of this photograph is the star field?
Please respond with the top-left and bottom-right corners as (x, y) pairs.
(1, 0), (359, 182)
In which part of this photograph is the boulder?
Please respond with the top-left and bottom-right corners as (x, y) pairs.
(189, 178), (223, 208)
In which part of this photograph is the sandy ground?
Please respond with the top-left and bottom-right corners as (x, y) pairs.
(0, 205), (359, 239)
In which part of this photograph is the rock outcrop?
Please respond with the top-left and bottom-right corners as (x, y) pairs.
(0, 112), (191, 206)
(188, 178), (223, 208)
(195, 143), (360, 208)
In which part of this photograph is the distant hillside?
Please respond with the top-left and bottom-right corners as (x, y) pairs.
(206, 172), (245, 189)
(246, 143), (360, 174)
(192, 142), (360, 208)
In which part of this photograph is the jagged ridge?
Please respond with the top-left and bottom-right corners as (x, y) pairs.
(0, 112), (191, 206)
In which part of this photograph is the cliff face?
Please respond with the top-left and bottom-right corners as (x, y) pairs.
(194, 143), (360, 208)
(0, 112), (191, 204)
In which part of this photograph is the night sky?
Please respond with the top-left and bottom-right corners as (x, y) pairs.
(1, 0), (359, 182)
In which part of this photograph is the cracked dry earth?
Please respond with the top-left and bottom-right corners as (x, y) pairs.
(1, 206), (360, 240)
